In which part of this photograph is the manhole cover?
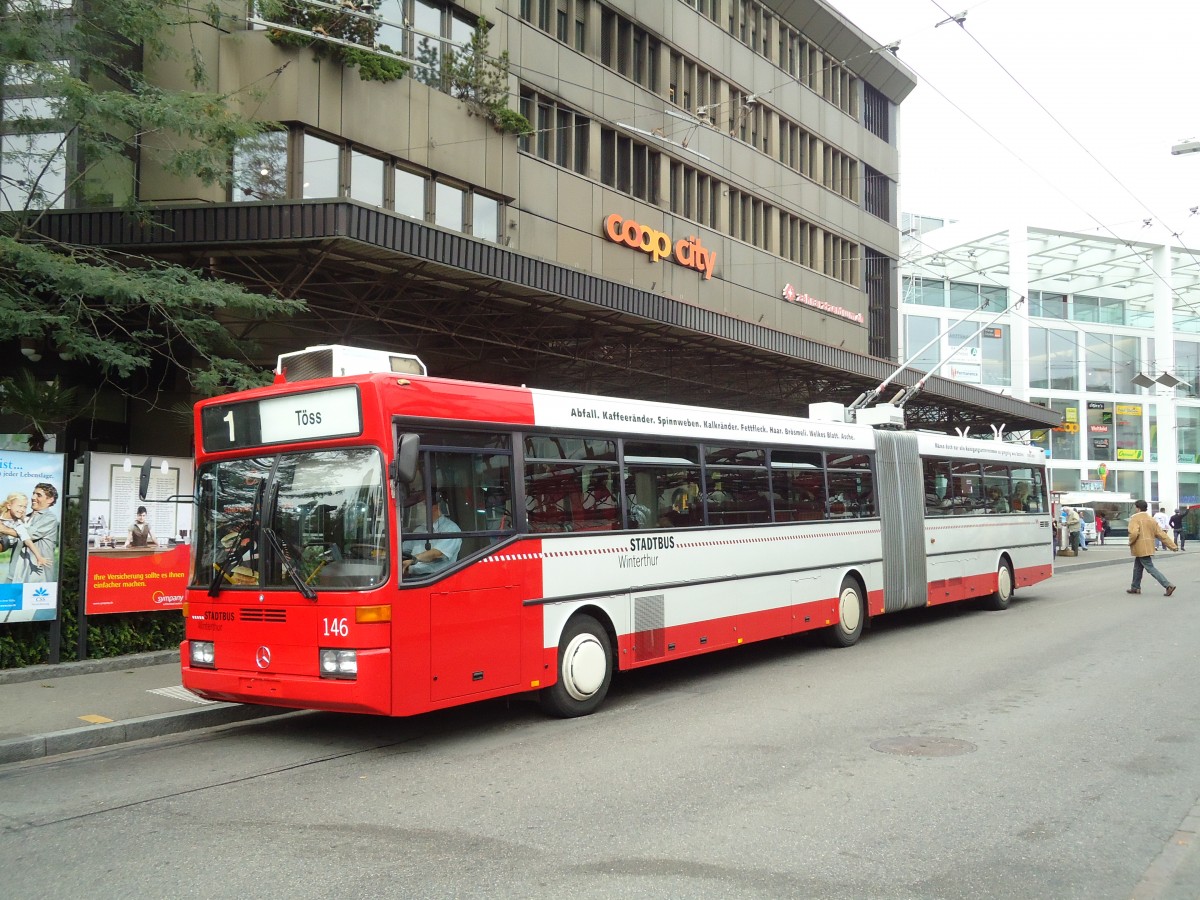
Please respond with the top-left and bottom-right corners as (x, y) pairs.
(870, 736), (977, 757)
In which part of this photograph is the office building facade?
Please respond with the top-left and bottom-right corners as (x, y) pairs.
(8, 1), (1059, 457)
(901, 216), (1200, 514)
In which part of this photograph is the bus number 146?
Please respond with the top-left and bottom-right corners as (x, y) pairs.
(323, 618), (349, 637)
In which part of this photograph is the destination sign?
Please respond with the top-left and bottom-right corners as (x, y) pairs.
(201, 386), (362, 452)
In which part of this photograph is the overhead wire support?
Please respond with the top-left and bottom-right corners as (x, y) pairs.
(848, 295), (994, 413)
(894, 295), (1026, 410)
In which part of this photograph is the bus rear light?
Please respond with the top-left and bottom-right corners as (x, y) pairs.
(355, 605), (391, 624)
(319, 648), (358, 679)
(191, 641), (215, 668)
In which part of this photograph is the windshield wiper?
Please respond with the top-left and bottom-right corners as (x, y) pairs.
(209, 479), (264, 597)
(263, 526), (317, 600)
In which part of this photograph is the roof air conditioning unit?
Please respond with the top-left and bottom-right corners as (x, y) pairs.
(276, 345), (428, 381)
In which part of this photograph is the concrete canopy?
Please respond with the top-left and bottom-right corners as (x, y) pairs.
(40, 202), (1060, 433)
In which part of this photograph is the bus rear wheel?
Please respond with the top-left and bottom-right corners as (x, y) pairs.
(539, 614), (613, 718)
(823, 577), (865, 648)
(984, 560), (1014, 611)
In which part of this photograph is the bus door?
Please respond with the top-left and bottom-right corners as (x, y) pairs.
(397, 428), (524, 703)
(873, 431), (928, 612)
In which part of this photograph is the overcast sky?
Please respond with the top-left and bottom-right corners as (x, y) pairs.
(828, 0), (1200, 244)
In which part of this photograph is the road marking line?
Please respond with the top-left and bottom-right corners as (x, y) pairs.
(147, 685), (217, 705)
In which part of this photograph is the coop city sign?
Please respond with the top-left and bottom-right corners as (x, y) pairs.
(603, 213), (716, 279)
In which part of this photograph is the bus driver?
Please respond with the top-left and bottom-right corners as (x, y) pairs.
(402, 492), (462, 577)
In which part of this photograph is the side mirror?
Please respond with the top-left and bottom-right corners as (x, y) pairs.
(390, 433), (419, 486)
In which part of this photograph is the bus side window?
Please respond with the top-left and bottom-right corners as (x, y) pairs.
(923, 457), (951, 516)
(579, 467), (619, 531)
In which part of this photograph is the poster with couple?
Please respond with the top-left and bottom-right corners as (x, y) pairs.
(0, 450), (67, 623)
(83, 453), (194, 615)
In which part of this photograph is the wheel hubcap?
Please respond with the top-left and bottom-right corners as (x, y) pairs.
(840, 588), (861, 633)
(562, 634), (606, 701)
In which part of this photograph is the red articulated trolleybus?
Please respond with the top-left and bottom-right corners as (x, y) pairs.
(181, 345), (1054, 718)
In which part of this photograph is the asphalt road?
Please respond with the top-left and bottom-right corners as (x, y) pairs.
(2, 553), (1199, 899)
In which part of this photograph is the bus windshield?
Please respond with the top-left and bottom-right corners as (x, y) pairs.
(193, 447), (388, 592)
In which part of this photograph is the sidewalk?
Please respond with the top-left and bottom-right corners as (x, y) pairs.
(1052, 540), (1133, 571)
(0, 649), (289, 765)
(0, 541), (1176, 766)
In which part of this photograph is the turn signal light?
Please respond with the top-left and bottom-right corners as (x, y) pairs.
(355, 605), (391, 623)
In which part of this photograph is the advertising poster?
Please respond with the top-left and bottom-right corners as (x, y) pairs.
(0, 450), (67, 623)
(84, 453), (194, 615)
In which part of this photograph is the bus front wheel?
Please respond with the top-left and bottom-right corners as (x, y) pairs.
(540, 614), (613, 718)
(823, 578), (865, 648)
(984, 560), (1014, 611)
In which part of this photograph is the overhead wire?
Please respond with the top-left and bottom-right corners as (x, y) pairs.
(852, 3), (1199, 322)
(922, 0), (1200, 301)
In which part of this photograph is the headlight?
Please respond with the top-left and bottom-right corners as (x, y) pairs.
(190, 641), (215, 668)
(319, 648), (358, 679)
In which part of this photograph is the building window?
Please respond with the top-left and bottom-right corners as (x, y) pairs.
(519, 88), (590, 176)
(232, 130), (288, 202)
(948, 281), (974, 310)
(0, 131), (64, 210)
(302, 134), (341, 198)
(434, 180), (464, 231)
(371, 1), (478, 89)
(472, 192), (499, 242)
(1114, 401), (1144, 463)
(1030, 290), (1068, 319)
(904, 276), (944, 306)
(576, 0), (588, 51)
(1030, 327), (1078, 390)
(232, 126), (502, 239)
(1086, 401), (1114, 462)
(412, 0), (447, 80)
(1029, 398), (1081, 461)
(1085, 333), (1118, 392)
(394, 167), (426, 220)
(1175, 340), (1200, 400)
(600, 127), (658, 202)
(349, 150), (385, 207)
(864, 85), (889, 141)
(1, 64), (67, 211)
(1177, 407), (1200, 464)
(864, 165), (890, 221)
(906, 315), (940, 372)
(981, 324), (1010, 386)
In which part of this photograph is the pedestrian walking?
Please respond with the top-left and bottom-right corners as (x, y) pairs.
(1127, 499), (1179, 596)
(1096, 512), (1106, 546)
(1169, 507), (1187, 551)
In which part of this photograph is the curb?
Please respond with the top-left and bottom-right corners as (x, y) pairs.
(0, 649), (179, 686)
(0, 703), (294, 765)
(1054, 555), (1130, 574)
(1055, 550), (1187, 575)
